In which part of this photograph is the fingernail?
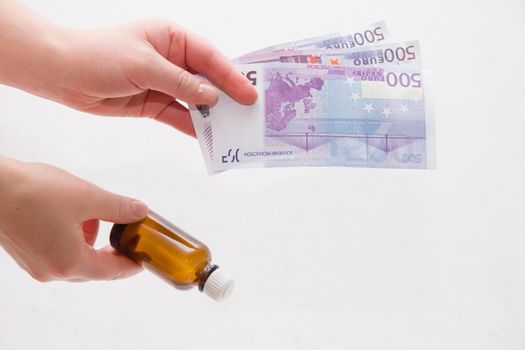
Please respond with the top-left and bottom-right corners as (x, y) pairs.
(131, 200), (149, 218)
(198, 83), (218, 103)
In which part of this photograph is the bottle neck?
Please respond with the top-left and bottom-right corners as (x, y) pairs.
(197, 264), (219, 292)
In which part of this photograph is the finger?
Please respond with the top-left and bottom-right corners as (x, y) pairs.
(85, 187), (149, 224)
(135, 90), (196, 136)
(182, 31), (258, 105)
(142, 23), (257, 105)
(82, 219), (100, 246)
(140, 52), (218, 105)
(80, 245), (143, 281)
(152, 99), (196, 137)
(83, 91), (196, 138)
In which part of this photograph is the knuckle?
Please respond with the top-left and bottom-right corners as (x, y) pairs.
(175, 69), (196, 95)
(28, 270), (52, 283)
(110, 271), (123, 281)
(51, 263), (76, 280)
(59, 92), (87, 110)
(34, 276), (52, 283)
(175, 69), (189, 90)
(110, 193), (128, 220)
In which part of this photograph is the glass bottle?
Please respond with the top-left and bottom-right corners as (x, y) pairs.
(110, 211), (234, 301)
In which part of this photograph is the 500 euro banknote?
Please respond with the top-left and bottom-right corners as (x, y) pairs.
(236, 41), (422, 68)
(236, 21), (389, 61)
(190, 63), (435, 173)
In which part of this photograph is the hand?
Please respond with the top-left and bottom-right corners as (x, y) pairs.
(58, 20), (257, 136)
(0, 156), (149, 282)
(0, 1), (257, 136)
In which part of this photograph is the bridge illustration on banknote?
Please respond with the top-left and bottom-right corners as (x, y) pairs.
(265, 132), (425, 154)
(265, 118), (426, 156)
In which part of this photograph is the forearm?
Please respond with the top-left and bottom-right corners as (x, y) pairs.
(0, 0), (71, 99)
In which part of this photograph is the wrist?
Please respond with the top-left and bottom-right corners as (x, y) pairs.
(0, 25), (73, 99)
(0, 1), (74, 102)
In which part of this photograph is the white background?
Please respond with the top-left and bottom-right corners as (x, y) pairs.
(1, 0), (524, 349)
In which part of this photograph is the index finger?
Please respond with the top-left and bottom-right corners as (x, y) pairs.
(182, 31), (258, 105)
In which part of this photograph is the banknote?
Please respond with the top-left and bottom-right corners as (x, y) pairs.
(234, 32), (339, 61)
(190, 63), (435, 173)
(237, 21), (389, 61)
(204, 23), (396, 172)
(236, 41), (422, 68)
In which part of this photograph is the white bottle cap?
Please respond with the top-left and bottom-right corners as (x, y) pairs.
(203, 269), (235, 302)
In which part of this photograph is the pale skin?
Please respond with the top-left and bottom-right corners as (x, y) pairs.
(0, 0), (257, 282)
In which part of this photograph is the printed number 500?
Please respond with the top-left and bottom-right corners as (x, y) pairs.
(386, 72), (421, 88)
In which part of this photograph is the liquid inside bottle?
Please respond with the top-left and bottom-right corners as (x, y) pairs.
(110, 211), (234, 301)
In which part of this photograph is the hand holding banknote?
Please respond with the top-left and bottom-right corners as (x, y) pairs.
(0, 1), (257, 136)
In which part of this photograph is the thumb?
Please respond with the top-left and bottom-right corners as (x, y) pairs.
(87, 188), (149, 224)
(139, 52), (218, 104)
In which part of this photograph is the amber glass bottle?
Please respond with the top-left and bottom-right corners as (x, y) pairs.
(110, 211), (234, 301)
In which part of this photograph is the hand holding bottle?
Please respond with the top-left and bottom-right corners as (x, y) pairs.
(0, 156), (149, 282)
